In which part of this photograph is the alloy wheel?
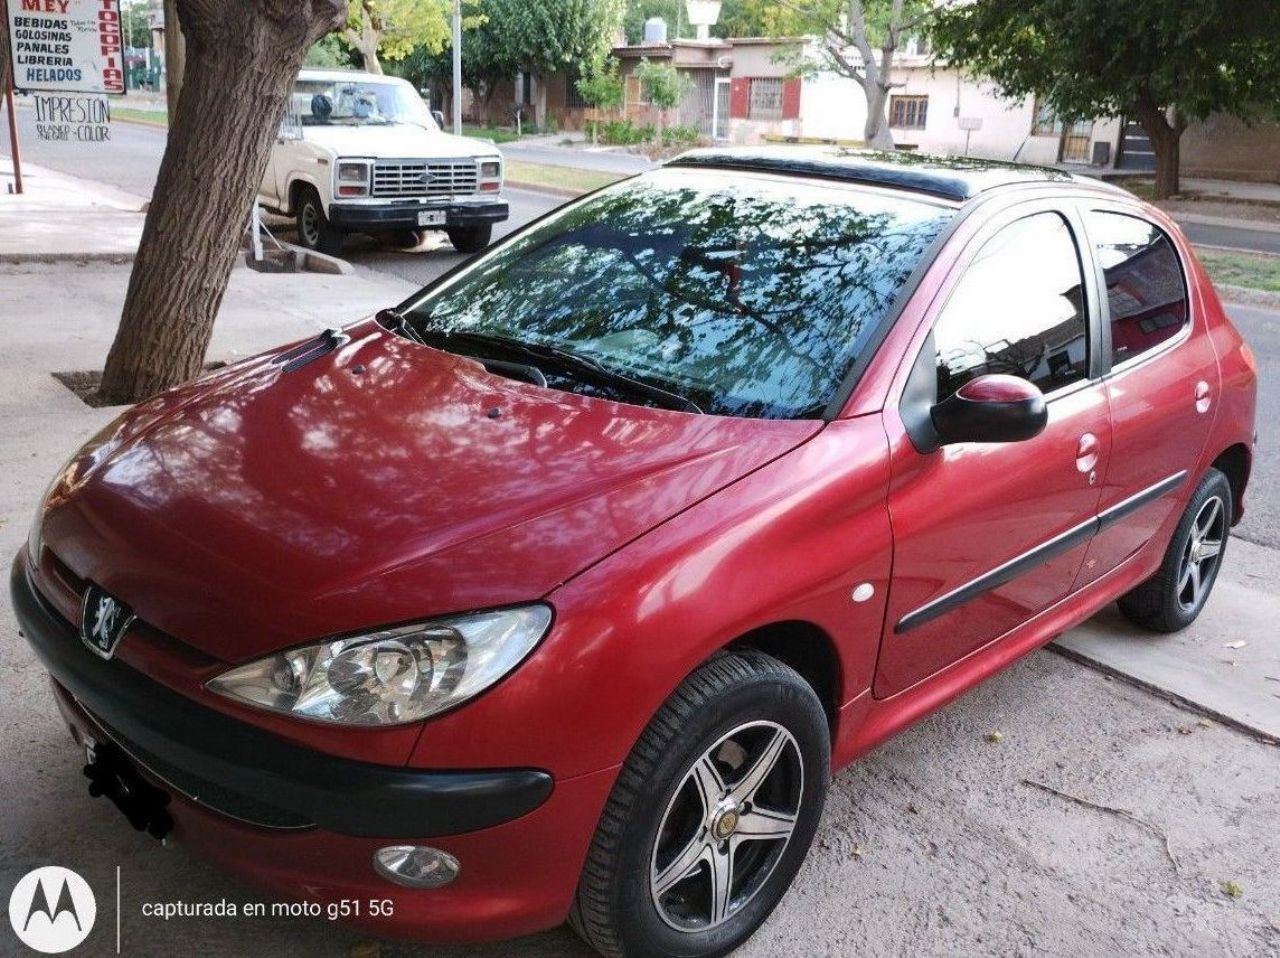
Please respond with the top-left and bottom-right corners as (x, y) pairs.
(649, 721), (803, 932)
(1177, 494), (1225, 612)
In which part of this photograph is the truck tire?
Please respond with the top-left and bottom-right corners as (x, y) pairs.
(446, 224), (492, 254)
(295, 187), (344, 257)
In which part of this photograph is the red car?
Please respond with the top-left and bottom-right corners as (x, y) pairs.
(14, 148), (1256, 958)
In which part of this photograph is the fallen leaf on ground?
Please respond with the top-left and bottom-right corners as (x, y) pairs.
(1197, 719), (1213, 729)
(985, 730), (1004, 743)
(1177, 725), (1193, 735)
(1223, 640), (1247, 649)
(1221, 880), (1243, 898)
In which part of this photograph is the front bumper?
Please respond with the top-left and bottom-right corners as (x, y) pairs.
(12, 551), (618, 941)
(328, 198), (509, 232)
(12, 553), (550, 837)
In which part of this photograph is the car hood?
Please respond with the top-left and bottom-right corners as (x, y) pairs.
(300, 125), (500, 161)
(41, 321), (818, 663)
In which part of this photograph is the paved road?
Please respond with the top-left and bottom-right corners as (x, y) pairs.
(1182, 221), (1280, 255)
(1225, 304), (1278, 549)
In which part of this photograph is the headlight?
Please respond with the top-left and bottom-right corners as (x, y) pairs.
(207, 605), (552, 726)
(337, 161), (370, 182)
(479, 159), (501, 179)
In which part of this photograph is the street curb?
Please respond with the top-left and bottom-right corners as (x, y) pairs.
(504, 179), (589, 198)
(1172, 212), (1280, 235)
(1217, 285), (1280, 311)
(0, 251), (134, 264)
(1049, 643), (1278, 745)
(109, 113), (168, 131)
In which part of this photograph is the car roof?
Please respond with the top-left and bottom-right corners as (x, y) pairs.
(297, 67), (410, 85)
(666, 146), (1127, 203)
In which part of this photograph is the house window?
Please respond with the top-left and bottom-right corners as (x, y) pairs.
(889, 95), (928, 130)
(1031, 97), (1063, 136)
(748, 78), (784, 120)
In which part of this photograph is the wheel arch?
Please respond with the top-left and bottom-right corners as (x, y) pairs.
(726, 620), (843, 730)
(287, 174), (323, 216)
(1210, 442), (1251, 526)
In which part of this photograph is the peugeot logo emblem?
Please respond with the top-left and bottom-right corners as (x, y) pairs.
(80, 584), (136, 660)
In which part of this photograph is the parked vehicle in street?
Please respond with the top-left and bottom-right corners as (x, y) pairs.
(258, 68), (508, 256)
(14, 148), (1255, 958)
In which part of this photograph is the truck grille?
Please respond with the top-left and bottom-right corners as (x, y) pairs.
(372, 159), (478, 197)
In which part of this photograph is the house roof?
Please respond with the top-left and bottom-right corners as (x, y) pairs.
(666, 145), (1117, 202)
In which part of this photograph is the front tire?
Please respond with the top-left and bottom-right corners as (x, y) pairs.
(570, 651), (829, 958)
(295, 187), (344, 256)
(446, 224), (492, 254)
(1118, 467), (1232, 633)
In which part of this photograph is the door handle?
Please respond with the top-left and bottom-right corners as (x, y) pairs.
(1195, 380), (1212, 414)
(1076, 432), (1100, 473)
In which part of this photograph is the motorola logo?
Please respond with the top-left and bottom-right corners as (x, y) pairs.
(8, 866), (96, 954)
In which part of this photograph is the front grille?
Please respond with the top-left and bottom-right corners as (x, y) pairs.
(372, 159), (478, 197)
(88, 709), (314, 830)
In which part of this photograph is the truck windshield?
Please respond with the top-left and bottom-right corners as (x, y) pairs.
(293, 79), (437, 129)
(403, 169), (955, 419)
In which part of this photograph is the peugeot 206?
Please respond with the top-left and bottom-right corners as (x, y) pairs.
(13, 149), (1256, 958)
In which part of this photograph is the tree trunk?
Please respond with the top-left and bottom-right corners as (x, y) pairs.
(163, 0), (185, 123)
(533, 75), (547, 130)
(864, 83), (894, 150)
(342, 17), (382, 74)
(1134, 94), (1183, 200)
(98, 0), (345, 405)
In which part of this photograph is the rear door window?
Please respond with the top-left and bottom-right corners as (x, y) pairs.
(1086, 211), (1189, 366)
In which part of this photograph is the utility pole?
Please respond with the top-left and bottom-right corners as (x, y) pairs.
(451, 0), (461, 134)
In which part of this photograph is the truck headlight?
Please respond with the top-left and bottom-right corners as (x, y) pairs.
(336, 160), (371, 196)
(479, 159), (501, 179)
(207, 605), (552, 726)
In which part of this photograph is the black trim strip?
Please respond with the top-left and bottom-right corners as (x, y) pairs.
(895, 471), (1188, 634)
(1097, 470), (1187, 531)
(12, 555), (554, 838)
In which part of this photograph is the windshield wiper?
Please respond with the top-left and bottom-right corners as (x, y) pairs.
(437, 330), (703, 414)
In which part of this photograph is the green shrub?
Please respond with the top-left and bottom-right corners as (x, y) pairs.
(661, 125), (700, 145)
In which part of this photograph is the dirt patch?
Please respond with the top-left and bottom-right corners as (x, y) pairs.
(53, 364), (227, 408)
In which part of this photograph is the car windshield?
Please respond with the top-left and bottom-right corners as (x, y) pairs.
(403, 169), (955, 419)
(294, 78), (436, 129)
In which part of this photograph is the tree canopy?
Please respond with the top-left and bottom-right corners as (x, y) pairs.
(343, 0), (457, 73)
(487, 0), (624, 78)
(930, 0), (1280, 196)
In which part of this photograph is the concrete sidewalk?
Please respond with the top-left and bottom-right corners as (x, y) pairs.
(1, 160), (146, 262)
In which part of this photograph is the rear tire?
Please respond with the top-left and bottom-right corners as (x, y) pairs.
(1117, 467), (1232, 633)
(446, 224), (492, 254)
(570, 651), (829, 958)
(295, 187), (344, 256)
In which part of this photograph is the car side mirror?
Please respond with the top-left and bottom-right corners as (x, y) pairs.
(931, 375), (1048, 446)
(432, 109), (447, 128)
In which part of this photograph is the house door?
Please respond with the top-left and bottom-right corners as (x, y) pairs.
(1060, 119), (1095, 163)
(713, 78), (731, 141)
(1117, 121), (1156, 170)
(680, 70), (719, 137)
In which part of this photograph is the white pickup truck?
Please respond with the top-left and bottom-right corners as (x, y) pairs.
(259, 68), (508, 256)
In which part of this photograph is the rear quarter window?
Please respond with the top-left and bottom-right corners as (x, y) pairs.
(1086, 211), (1189, 366)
